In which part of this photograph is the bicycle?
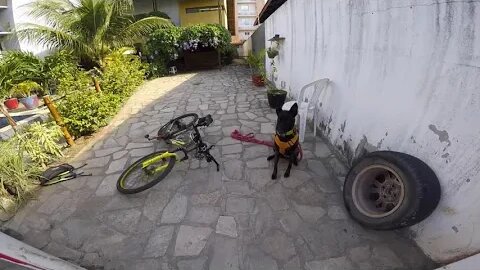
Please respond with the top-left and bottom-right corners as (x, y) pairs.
(116, 113), (220, 194)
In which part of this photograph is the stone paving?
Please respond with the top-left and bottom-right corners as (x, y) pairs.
(0, 65), (434, 270)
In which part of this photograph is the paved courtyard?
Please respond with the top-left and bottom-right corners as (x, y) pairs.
(1, 65), (434, 270)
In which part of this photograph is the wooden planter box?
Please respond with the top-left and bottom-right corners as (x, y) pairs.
(184, 49), (219, 70)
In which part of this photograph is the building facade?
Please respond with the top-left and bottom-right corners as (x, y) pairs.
(133, 0), (228, 28)
(236, 0), (264, 41)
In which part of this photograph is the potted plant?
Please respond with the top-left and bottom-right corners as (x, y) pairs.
(267, 46), (279, 59)
(2, 88), (19, 110)
(246, 50), (266, 87)
(11, 81), (42, 110)
(265, 56), (287, 109)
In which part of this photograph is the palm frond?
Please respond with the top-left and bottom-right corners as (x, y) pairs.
(116, 17), (171, 45)
(17, 23), (92, 57)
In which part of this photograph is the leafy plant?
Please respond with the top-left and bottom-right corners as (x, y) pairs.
(0, 141), (38, 205)
(101, 52), (146, 97)
(267, 46), (279, 59)
(178, 24), (231, 53)
(145, 27), (182, 77)
(11, 122), (63, 167)
(43, 50), (91, 95)
(246, 50), (265, 76)
(0, 51), (44, 98)
(10, 81), (42, 98)
(58, 90), (122, 137)
(18, 0), (171, 67)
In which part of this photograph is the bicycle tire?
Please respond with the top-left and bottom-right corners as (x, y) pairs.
(157, 113), (199, 140)
(117, 151), (176, 194)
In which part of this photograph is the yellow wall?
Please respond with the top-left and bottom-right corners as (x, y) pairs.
(179, 0), (228, 27)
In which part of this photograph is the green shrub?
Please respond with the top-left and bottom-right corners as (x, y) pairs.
(11, 122), (63, 167)
(43, 50), (91, 95)
(101, 52), (146, 97)
(0, 141), (38, 204)
(58, 91), (122, 137)
(178, 24), (231, 53)
(0, 51), (44, 98)
(10, 81), (43, 98)
(145, 27), (182, 77)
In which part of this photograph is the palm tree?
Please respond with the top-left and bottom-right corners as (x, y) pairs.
(18, 0), (171, 67)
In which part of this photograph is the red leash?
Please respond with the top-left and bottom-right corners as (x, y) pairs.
(230, 130), (303, 161)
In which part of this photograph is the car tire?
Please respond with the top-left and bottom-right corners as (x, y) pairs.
(343, 151), (441, 230)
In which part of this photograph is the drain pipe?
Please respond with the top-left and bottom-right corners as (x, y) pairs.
(0, 232), (85, 270)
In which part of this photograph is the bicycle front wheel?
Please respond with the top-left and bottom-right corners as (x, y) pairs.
(117, 151), (176, 194)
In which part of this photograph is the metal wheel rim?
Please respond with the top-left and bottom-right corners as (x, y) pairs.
(352, 165), (405, 218)
(121, 158), (169, 190)
(158, 114), (197, 139)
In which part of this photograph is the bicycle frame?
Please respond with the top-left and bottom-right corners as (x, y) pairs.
(141, 152), (178, 173)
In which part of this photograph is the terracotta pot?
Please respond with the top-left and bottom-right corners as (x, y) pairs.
(4, 98), (19, 110)
(252, 74), (265, 87)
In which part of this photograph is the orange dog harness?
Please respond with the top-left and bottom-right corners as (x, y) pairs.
(274, 133), (299, 155)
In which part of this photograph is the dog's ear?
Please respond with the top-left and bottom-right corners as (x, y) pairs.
(276, 107), (282, 116)
(289, 103), (298, 117)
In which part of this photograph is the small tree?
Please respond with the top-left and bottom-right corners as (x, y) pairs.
(18, 0), (171, 68)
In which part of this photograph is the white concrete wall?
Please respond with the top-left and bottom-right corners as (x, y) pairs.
(264, 0), (480, 264)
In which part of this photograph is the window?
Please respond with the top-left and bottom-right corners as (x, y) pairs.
(240, 18), (254, 26)
(186, 5), (222, 13)
(240, 5), (249, 11)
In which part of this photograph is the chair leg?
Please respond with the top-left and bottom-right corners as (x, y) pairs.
(299, 110), (306, 143)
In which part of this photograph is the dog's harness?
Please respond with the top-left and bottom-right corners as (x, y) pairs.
(274, 129), (299, 156)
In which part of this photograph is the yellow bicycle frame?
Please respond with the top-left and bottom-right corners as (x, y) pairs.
(141, 152), (178, 173)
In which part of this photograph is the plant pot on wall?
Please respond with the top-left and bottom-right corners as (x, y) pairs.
(19, 95), (39, 110)
(4, 98), (19, 110)
(267, 89), (287, 109)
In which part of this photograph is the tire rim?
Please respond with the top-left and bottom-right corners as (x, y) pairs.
(352, 165), (405, 218)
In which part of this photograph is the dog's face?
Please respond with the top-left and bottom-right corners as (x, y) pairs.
(275, 102), (298, 135)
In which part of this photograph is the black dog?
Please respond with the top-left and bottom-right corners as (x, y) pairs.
(267, 102), (300, 179)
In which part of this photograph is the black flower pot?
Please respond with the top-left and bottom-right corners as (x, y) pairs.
(267, 89), (287, 109)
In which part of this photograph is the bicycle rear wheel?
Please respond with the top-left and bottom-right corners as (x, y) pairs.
(117, 151), (176, 194)
(157, 113), (199, 140)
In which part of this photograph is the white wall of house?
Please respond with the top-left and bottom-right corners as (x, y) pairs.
(133, 0), (180, 25)
(264, 0), (480, 264)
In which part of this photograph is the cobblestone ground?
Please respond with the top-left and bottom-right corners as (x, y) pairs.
(1, 65), (434, 270)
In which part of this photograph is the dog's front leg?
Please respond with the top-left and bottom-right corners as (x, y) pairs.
(272, 152), (279, 180)
(284, 152), (295, 178)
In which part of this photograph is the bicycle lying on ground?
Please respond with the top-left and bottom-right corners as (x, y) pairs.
(116, 113), (219, 194)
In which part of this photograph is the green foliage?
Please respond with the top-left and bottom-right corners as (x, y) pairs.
(11, 122), (63, 167)
(18, 0), (171, 67)
(10, 81), (42, 98)
(246, 50), (265, 75)
(0, 51), (44, 99)
(222, 43), (237, 65)
(58, 91), (122, 137)
(134, 11), (171, 21)
(44, 50), (91, 95)
(145, 27), (182, 77)
(101, 52), (146, 96)
(0, 141), (38, 204)
(178, 24), (231, 53)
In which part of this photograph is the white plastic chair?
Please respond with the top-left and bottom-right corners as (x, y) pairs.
(297, 78), (330, 142)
